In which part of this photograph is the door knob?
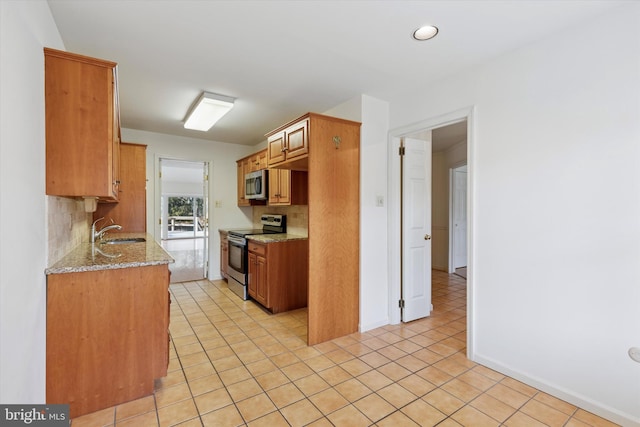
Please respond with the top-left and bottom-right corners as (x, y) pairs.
(424, 234), (431, 240)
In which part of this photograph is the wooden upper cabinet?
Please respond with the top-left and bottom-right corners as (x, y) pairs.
(268, 169), (308, 206)
(237, 158), (250, 207)
(93, 143), (147, 232)
(248, 149), (267, 172)
(45, 48), (121, 201)
(267, 117), (309, 170)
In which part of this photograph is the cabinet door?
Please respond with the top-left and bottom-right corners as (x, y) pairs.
(237, 159), (250, 206)
(268, 169), (281, 205)
(255, 255), (268, 307)
(220, 236), (228, 279)
(93, 143), (146, 232)
(267, 132), (286, 166)
(285, 118), (309, 160)
(248, 252), (257, 297)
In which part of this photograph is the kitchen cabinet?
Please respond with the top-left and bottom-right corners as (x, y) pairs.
(267, 117), (309, 170)
(248, 149), (268, 172)
(46, 264), (170, 418)
(268, 169), (308, 206)
(220, 231), (229, 279)
(247, 239), (308, 314)
(237, 151), (267, 207)
(93, 143), (147, 232)
(267, 113), (361, 345)
(44, 47), (121, 201)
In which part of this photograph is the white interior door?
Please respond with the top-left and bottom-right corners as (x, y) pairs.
(453, 167), (467, 268)
(402, 136), (432, 322)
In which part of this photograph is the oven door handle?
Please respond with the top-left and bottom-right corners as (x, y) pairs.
(227, 235), (246, 246)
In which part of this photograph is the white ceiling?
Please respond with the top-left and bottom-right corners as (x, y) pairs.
(47, 0), (625, 146)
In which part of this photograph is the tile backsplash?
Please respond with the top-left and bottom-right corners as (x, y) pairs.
(47, 196), (91, 265)
(253, 205), (308, 237)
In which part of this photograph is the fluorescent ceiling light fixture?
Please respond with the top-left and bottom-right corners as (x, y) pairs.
(413, 25), (438, 41)
(183, 92), (235, 131)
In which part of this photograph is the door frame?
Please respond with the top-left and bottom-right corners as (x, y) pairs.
(449, 162), (468, 274)
(155, 156), (212, 279)
(388, 106), (475, 358)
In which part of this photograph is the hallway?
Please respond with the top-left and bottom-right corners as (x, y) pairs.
(70, 271), (618, 426)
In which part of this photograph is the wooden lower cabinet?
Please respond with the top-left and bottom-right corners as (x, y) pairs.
(46, 264), (170, 418)
(247, 239), (308, 314)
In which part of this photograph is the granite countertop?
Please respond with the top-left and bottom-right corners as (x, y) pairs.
(246, 233), (308, 243)
(45, 233), (174, 275)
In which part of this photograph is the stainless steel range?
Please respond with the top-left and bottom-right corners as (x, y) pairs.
(226, 214), (286, 300)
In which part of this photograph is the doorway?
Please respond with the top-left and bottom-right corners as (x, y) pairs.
(388, 107), (474, 355)
(159, 158), (209, 283)
(450, 164), (468, 278)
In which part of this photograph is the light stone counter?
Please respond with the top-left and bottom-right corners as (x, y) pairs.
(246, 233), (308, 243)
(45, 233), (174, 275)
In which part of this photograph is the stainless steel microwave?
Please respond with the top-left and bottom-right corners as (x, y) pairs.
(245, 170), (267, 200)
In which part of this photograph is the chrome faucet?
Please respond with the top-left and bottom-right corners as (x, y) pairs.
(91, 217), (122, 243)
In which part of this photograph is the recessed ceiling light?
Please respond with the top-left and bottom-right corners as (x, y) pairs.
(413, 25), (439, 41)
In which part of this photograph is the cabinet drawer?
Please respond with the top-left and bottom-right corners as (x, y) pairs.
(248, 242), (266, 256)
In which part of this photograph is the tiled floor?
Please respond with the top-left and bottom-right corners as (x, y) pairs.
(161, 238), (206, 283)
(71, 272), (619, 426)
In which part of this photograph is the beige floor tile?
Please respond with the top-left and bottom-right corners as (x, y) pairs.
(183, 362), (216, 382)
(266, 383), (305, 408)
(485, 383), (530, 409)
(401, 399), (447, 426)
(156, 399), (199, 427)
(247, 411), (290, 427)
(194, 388), (233, 415)
(377, 383), (417, 408)
(254, 369), (290, 391)
(200, 404), (244, 427)
(359, 351), (391, 368)
(377, 410), (420, 426)
(571, 409), (620, 427)
(416, 366), (454, 386)
(357, 369), (394, 391)
(326, 404), (371, 427)
(218, 366), (252, 386)
(333, 378), (372, 402)
(339, 358), (372, 377)
(115, 395), (156, 421)
(317, 365), (353, 386)
(441, 378), (483, 402)
(457, 369), (499, 391)
(187, 373), (224, 396)
(353, 393), (395, 423)
(377, 361), (411, 382)
(520, 399), (570, 426)
(304, 354), (336, 372)
(235, 393), (277, 422)
(115, 410), (158, 427)
(281, 361), (314, 381)
(308, 388), (349, 415)
(470, 393), (518, 422)
(422, 389), (465, 415)
(294, 373), (331, 396)
(245, 358), (278, 377)
(226, 378), (263, 402)
(534, 392), (577, 415)
(280, 398), (323, 426)
(451, 405), (500, 427)
(397, 374), (437, 397)
(156, 383), (193, 409)
(504, 411), (549, 427)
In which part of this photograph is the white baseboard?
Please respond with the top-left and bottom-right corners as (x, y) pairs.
(472, 353), (640, 427)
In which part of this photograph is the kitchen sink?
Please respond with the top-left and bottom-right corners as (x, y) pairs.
(101, 237), (146, 245)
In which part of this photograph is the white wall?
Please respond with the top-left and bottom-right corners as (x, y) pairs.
(0, 0), (64, 403)
(388, 4), (640, 425)
(121, 128), (257, 279)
